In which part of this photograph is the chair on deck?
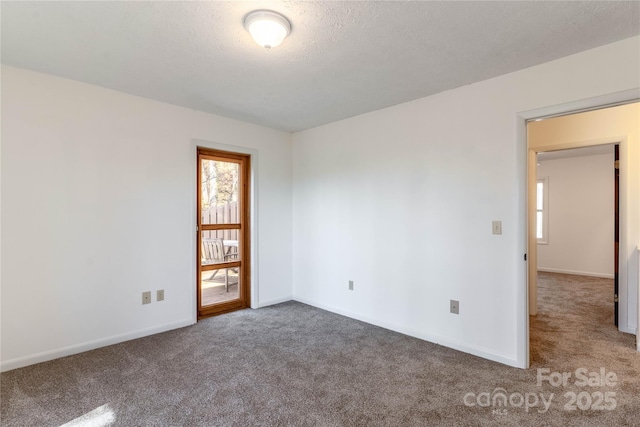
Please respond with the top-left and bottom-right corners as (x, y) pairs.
(201, 238), (238, 291)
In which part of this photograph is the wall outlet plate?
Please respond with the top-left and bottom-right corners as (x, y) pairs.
(450, 299), (459, 314)
(348, 280), (354, 290)
(157, 289), (164, 302)
(142, 291), (151, 305)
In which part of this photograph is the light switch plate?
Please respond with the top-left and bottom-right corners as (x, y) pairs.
(492, 221), (502, 235)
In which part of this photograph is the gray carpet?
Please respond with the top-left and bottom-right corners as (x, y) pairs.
(1, 272), (638, 426)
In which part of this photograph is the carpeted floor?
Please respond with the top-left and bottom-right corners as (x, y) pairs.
(1, 272), (638, 426)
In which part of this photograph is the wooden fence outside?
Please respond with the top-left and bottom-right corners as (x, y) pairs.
(201, 201), (239, 241)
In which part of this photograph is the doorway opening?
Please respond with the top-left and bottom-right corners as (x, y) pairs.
(525, 100), (640, 367)
(530, 144), (621, 363)
(197, 148), (251, 319)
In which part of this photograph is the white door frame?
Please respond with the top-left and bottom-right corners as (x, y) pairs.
(517, 88), (640, 368)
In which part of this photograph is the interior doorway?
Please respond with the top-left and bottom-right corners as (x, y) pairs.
(529, 143), (627, 366)
(534, 144), (618, 317)
(517, 93), (639, 368)
(526, 102), (639, 326)
(197, 147), (251, 319)
(526, 100), (640, 366)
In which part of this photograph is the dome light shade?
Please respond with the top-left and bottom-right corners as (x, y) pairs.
(244, 10), (291, 50)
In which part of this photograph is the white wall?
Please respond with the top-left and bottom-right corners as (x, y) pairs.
(3, 37), (639, 373)
(537, 152), (614, 278)
(1, 66), (293, 371)
(292, 36), (640, 368)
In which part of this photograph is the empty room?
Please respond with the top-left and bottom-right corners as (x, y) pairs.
(1, 1), (639, 426)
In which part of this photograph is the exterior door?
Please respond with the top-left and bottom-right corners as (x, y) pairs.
(197, 148), (250, 318)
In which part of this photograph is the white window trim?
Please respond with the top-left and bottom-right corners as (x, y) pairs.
(537, 176), (549, 245)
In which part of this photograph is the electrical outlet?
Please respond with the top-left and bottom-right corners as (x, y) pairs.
(157, 289), (165, 302)
(492, 221), (502, 235)
(450, 299), (459, 315)
(348, 280), (354, 291)
(142, 291), (151, 305)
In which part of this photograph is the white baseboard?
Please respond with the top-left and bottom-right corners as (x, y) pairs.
(619, 325), (637, 335)
(537, 268), (614, 279)
(256, 296), (292, 308)
(292, 295), (520, 368)
(0, 318), (194, 372)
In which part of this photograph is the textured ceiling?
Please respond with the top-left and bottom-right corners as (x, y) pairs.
(2, 1), (639, 132)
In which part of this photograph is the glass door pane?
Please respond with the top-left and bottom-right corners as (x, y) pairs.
(200, 231), (241, 266)
(200, 231), (241, 306)
(200, 267), (240, 306)
(197, 150), (249, 318)
(201, 159), (240, 225)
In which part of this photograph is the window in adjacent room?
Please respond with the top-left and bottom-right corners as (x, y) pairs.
(536, 177), (549, 244)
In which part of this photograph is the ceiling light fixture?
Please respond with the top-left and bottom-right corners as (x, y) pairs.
(244, 10), (291, 50)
